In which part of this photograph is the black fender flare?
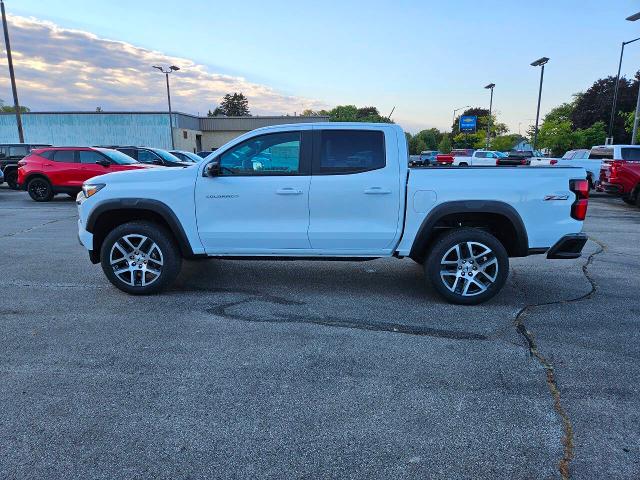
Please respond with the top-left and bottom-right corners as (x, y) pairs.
(86, 198), (198, 258)
(409, 200), (529, 259)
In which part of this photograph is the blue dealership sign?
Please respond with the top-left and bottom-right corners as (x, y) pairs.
(459, 115), (477, 132)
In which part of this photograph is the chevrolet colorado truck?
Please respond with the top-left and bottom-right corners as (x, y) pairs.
(76, 123), (589, 305)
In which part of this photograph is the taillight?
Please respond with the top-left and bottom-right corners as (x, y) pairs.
(550, 159), (558, 165)
(569, 179), (589, 221)
(17, 160), (26, 167)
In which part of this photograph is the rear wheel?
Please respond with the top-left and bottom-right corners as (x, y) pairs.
(100, 221), (182, 295)
(425, 228), (509, 305)
(5, 170), (18, 189)
(27, 177), (54, 202)
(459, 162), (468, 167)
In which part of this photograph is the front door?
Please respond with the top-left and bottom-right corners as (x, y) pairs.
(307, 129), (401, 253)
(195, 130), (312, 254)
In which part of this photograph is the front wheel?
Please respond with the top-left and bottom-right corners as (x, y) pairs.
(100, 221), (182, 295)
(425, 228), (509, 305)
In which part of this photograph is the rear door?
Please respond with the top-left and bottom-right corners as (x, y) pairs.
(307, 128), (401, 253)
(50, 149), (80, 187)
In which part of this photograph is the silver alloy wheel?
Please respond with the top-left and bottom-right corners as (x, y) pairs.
(439, 241), (498, 297)
(109, 234), (164, 287)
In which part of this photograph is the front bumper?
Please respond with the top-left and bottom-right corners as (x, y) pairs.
(77, 218), (94, 251)
(547, 233), (588, 259)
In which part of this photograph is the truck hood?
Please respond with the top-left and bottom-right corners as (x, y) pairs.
(84, 163), (197, 185)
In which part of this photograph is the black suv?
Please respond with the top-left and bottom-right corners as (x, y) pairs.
(105, 146), (191, 167)
(1, 143), (51, 189)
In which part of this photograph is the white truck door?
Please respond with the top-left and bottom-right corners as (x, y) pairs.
(308, 128), (401, 252)
(195, 130), (312, 253)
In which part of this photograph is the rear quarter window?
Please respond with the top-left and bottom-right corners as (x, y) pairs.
(588, 148), (613, 160)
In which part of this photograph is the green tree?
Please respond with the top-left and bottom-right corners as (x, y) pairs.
(536, 120), (576, 156)
(438, 134), (452, 153)
(328, 105), (392, 123)
(574, 121), (606, 148)
(218, 93), (250, 116)
(207, 107), (224, 117)
(0, 98), (30, 113)
(491, 134), (522, 152)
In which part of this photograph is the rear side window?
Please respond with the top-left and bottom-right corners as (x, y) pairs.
(53, 150), (77, 163)
(316, 130), (385, 174)
(39, 150), (55, 160)
(475, 152), (486, 158)
(621, 148), (640, 161)
(137, 150), (159, 164)
(79, 150), (106, 164)
(8, 146), (28, 157)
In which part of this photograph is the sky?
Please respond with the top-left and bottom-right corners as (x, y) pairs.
(2, 0), (640, 134)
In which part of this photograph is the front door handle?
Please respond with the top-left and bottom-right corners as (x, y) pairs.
(276, 187), (303, 195)
(364, 187), (391, 194)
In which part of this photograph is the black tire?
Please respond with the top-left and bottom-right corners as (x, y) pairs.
(425, 227), (509, 305)
(100, 221), (182, 295)
(27, 177), (54, 202)
(5, 170), (19, 190)
(622, 196), (634, 205)
(459, 162), (468, 167)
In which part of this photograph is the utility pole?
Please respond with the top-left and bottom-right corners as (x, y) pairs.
(1, 0), (24, 142)
(152, 65), (180, 149)
(484, 84), (495, 149)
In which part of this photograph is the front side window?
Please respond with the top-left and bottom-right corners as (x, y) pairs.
(562, 151), (575, 159)
(219, 132), (301, 175)
(53, 150), (77, 163)
(475, 152), (486, 158)
(317, 130), (385, 174)
(79, 150), (106, 164)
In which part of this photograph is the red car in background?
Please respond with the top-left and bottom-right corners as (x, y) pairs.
(17, 147), (154, 202)
(436, 149), (475, 165)
(600, 160), (640, 206)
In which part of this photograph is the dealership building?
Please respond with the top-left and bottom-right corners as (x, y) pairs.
(0, 112), (329, 152)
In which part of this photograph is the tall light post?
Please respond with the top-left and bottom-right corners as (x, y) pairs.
(608, 37), (640, 142)
(1, 0), (24, 143)
(626, 13), (640, 144)
(484, 83), (495, 149)
(152, 65), (180, 149)
(452, 105), (470, 131)
(531, 57), (549, 151)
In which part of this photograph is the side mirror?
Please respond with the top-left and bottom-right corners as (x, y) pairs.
(205, 159), (221, 177)
(96, 159), (111, 167)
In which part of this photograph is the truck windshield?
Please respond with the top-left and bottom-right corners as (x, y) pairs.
(98, 148), (139, 165)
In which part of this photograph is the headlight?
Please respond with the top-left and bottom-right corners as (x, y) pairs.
(82, 183), (105, 198)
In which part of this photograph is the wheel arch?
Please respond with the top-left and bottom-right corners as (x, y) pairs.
(86, 199), (197, 261)
(409, 200), (529, 262)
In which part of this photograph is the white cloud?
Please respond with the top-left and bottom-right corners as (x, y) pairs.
(0, 15), (329, 115)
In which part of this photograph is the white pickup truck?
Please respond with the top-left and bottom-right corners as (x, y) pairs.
(76, 123), (589, 305)
(452, 150), (503, 167)
(529, 148), (603, 188)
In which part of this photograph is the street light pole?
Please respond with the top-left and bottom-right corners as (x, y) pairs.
(152, 65), (180, 149)
(531, 57), (549, 151)
(1, 0), (24, 143)
(608, 37), (640, 141)
(484, 84), (495, 149)
(626, 12), (640, 144)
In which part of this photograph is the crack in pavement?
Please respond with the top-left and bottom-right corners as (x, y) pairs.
(205, 297), (488, 340)
(513, 237), (606, 480)
(0, 216), (76, 239)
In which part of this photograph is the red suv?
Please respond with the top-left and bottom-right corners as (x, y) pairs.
(17, 147), (153, 202)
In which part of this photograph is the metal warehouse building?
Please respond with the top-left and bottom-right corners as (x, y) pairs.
(0, 112), (329, 152)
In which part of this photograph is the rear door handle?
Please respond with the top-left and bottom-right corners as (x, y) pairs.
(364, 187), (391, 194)
(276, 187), (303, 195)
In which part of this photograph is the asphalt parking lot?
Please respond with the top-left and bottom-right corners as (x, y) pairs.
(0, 187), (638, 479)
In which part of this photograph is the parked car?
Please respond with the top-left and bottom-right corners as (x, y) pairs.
(77, 123), (589, 305)
(197, 149), (217, 158)
(530, 148), (604, 189)
(411, 150), (439, 167)
(447, 150), (502, 167)
(17, 147), (155, 202)
(435, 149), (475, 166)
(600, 160), (640, 206)
(0, 143), (51, 189)
(169, 150), (202, 163)
(500, 151), (534, 166)
(113, 147), (192, 167)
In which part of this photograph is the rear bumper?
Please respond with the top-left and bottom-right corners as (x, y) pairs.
(546, 233), (588, 259)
